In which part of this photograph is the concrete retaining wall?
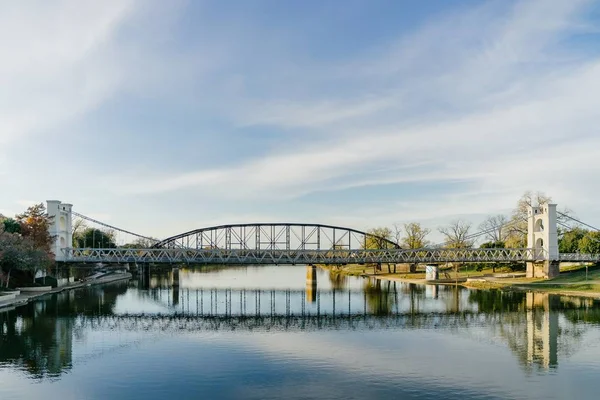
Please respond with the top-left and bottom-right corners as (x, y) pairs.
(17, 286), (52, 292)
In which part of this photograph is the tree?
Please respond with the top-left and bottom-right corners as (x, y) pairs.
(0, 225), (53, 286)
(122, 237), (157, 249)
(15, 203), (54, 254)
(480, 241), (506, 249)
(478, 214), (508, 243)
(479, 241), (506, 272)
(400, 222), (430, 249)
(0, 225), (27, 287)
(397, 222), (431, 273)
(559, 227), (587, 254)
(438, 220), (473, 248)
(579, 232), (600, 254)
(364, 227), (395, 249)
(71, 217), (88, 247)
(2, 218), (21, 234)
(75, 228), (116, 248)
(392, 223), (403, 247)
(505, 191), (572, 248)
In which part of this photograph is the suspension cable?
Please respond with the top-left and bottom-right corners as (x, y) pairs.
(557, 212), (600, 232)
(71, 210), (159, 243)
(433, 218), (521, 247)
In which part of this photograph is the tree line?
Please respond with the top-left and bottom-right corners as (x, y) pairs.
(1, 203), (156, 288)
(366, 191), (600, 253)
(0, 203), (55, 287)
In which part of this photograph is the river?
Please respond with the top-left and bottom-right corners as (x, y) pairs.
(2, 265), (600, 399)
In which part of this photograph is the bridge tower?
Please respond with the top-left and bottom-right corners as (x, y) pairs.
(47, 200), (73, 262)
(526, 204), (559, 278)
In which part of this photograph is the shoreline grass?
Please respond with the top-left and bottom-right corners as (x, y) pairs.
(321, 262), (600, 298)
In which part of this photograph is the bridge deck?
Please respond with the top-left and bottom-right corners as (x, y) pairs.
(61, 248), (600, 264)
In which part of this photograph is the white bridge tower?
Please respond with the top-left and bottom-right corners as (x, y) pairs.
(47, 200), (73, 262)
(526, 203), (559, 278)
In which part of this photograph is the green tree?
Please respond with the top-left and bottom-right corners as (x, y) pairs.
(76, 228), (116, 248)
(71, 217), (88, 247)
(559, 227), (587, 253)
(480, 241), (506, 249)
(121, 237), (157, 249)
(579, 232), (600, 254)
(478, 241), (506, 272)
(400, 222), (430, 249)
(364, 227), (395, 249)
(2, 218), (21, 234)
(0, 226), (53, 286)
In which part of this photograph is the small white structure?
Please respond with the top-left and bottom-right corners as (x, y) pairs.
(526, 204), (559, 278)
(47, 200), (73, 262)
(425, 265), (439, 281)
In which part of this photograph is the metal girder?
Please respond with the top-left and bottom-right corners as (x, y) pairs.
(152, 223), (400, 251)
(60, 247), (600, 265)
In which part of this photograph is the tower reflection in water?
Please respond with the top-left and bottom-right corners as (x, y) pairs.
(526, 292), (558, 369)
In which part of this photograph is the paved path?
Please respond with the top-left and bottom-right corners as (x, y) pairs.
(0, 273), (132, 310)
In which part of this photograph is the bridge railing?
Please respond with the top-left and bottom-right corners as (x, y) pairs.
(60, 247), (563, 264)
(559, 253), (600, 262)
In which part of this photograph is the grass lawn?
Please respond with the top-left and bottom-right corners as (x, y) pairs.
(324, 262), (600, 296)
(514, 264), (600, 293)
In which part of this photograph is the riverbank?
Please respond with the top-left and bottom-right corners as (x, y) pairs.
(322, 263), (600, 298)
(0, 272), (132, 310)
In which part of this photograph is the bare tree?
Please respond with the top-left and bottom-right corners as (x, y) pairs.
(438, 220), (473, 248)
(392, 223), (403, 247)
(505, 191), (573, 248)
(479, 214), (508, 243)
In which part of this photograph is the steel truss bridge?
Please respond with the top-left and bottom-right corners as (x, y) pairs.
(61, 222), (600, 264)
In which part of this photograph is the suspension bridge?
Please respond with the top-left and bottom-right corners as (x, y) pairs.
(47, 200), (600, 278)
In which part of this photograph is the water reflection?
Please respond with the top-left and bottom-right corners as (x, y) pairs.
(1, 265), (600, 383)
(0, 282), (127, 378)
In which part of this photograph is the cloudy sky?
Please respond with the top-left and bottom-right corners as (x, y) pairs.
(1, 0), (600, 242)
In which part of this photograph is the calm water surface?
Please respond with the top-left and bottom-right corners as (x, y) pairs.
(2, 265), (600, 399)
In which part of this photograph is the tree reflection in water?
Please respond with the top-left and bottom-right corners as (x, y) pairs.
(328, 269), (348, 291)
(363, 279), (397, 315)
(0, 281), (128, 379)
(4, 273), (600, 380)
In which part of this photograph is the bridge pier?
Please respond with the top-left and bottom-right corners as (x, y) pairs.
(306, 265), (317, 303)
(139, 264), (151, 290)
(172, 284), (180, 306)
(172, 267), (180, 287)
(527, 261), (560, 279)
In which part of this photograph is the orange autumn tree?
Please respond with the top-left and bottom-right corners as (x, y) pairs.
(15, 203), (55, 256)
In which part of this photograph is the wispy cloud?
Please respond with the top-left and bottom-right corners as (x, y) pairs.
(2, 0), (600, 238)
(0, 1), (139, 147)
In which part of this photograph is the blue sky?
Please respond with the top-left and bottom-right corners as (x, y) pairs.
(2, 0), (600, 242)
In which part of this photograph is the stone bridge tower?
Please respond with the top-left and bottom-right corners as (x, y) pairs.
(526, 203), (559, 278)
(47, 200), (73, 262)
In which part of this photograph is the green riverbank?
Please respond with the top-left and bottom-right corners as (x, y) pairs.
(322, 263), (600, 298)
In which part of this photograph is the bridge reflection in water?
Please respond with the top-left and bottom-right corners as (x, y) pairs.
(2, 276), (600, 380)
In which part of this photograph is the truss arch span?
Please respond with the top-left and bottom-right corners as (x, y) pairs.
(153, 223), (400, 251)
